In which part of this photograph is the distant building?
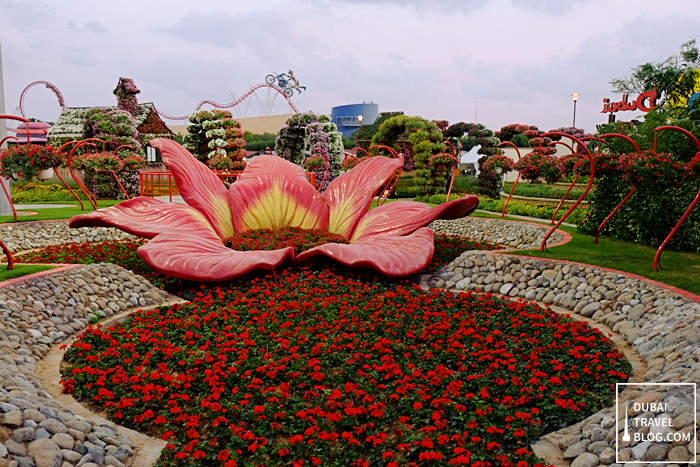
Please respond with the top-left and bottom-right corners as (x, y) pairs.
(11, 122), (51, 145)
(331, 103), (379, 138)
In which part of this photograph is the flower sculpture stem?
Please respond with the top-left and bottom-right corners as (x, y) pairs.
(540, 132), (595, 252)
(371, 145), (402, 206)
(57, 140), (88, 211)
(652, 126), (700, 271)
(443, 141), (459, 203)
(110, 145), (133, 200)
(67, 141), (99, 210)
(0, 135), (19, 221)
(548, 140), (577, 225)
(499, 142), (521, 218)
(594, 133), (641, 243)
(0, 114), (30, 267)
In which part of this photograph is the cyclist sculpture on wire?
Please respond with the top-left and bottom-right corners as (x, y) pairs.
(265, 71), (306, 97)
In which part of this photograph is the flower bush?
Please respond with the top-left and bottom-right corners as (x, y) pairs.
(559, 152), (591, 178)
(621, 150), (690, 186)
(590, 154), (617, 180)
(275, 113), (344, 190)
(303, 155), (325, 171)
(428, 152), (457, 169)
(183, 110), (246, 163)
(481, 154), (513, 174)
(513, 150), (564, 184)
(341, 156), (366, 172)
(207, 155), (246, 171)
(121, 155), (147, 171)
(113, 77), (141, 117)
(690, 152), (700, 178)
(0, 144), (63, 181)
(60, 264), (629, 467)
(83, 108), (141, 153)
(371, 116), (445, 195)
(494, 124), (541, 144)
(72, 152), (124, 172)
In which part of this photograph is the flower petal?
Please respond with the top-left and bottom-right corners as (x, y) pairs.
(351, 195), (480, 242)
(150, 138), (234, 240)
(323, 156), (403, 238)
(295, 227), (434, 277)
(69, 197), (217, 239)
(228, 155), (328, 232)
(137, 232), (295, 282)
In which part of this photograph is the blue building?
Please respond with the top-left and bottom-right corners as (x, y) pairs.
(331, 102), (379, 138)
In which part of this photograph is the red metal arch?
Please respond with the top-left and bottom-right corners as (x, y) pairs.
(19, 81), (66, 119)
(155, 83), (298, 121)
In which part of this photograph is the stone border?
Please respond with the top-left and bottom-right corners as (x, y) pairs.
(37, 302), (186, 467)
(0, 264), (83, 289)
(429, 216), (569, 251)
(0, 220), (137, 253)
(430, 251), (700, 465)
(0, 263), (178, 467)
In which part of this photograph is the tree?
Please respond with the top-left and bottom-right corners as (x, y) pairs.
(609, 39), (700, 106)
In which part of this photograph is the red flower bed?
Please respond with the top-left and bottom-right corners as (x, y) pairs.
(61, 266), (629, 467)
(225, 227), (349, 255)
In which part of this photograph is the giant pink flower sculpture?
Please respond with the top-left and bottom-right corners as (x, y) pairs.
(69, 139), (479, 282)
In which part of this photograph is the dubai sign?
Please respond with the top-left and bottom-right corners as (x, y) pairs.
(601, 88), (657, 114)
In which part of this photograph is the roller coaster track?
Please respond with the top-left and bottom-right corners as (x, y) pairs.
(155, 83), (298, 120)
(19, 81), (65, 119)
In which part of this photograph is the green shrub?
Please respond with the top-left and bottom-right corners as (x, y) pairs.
(578, 175), (700, 251)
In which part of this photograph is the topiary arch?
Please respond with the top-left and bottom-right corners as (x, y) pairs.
(371, 115), (446, 195)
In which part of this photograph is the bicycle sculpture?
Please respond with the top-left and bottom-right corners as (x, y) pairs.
(265, 70), (306, 97)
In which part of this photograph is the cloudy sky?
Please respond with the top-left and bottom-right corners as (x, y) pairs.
(1, 0), (698, 134)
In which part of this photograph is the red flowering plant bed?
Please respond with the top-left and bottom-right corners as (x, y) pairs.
(60, 266), (630, 467)
(14, 233), (502, 288)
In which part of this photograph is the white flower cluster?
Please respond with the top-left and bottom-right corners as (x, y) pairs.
(205, 128), (226, 139)
(208, 149), (227, 158)
(208, 138), (228, 149)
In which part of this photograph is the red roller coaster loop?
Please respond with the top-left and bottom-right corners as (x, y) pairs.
(19, 81), (66, 119)
(155, 84), (299, 121)
(652, 126), (700, 271)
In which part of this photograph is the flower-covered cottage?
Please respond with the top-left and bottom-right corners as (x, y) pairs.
(47, 77), (174, 152)
(47, 102), (174, 150)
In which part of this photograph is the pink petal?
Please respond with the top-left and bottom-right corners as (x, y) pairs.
(69, 197), (217, 239)
(137, 232), (295, 282)
(228, 155), (329, 232)
(295, 228), (434, 277)
(351, 195), (480, 242)
(323, 156), (402, 238)
(150, 139), (234, 240)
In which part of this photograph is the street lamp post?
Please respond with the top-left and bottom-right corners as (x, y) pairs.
(357, 114), (363, 126)
(572, 94), (579, 127)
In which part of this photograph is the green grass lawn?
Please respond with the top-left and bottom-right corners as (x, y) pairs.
(0, 264), (56, 282)
(0, 200), (123, 223)
(472, 211), (700, 296)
